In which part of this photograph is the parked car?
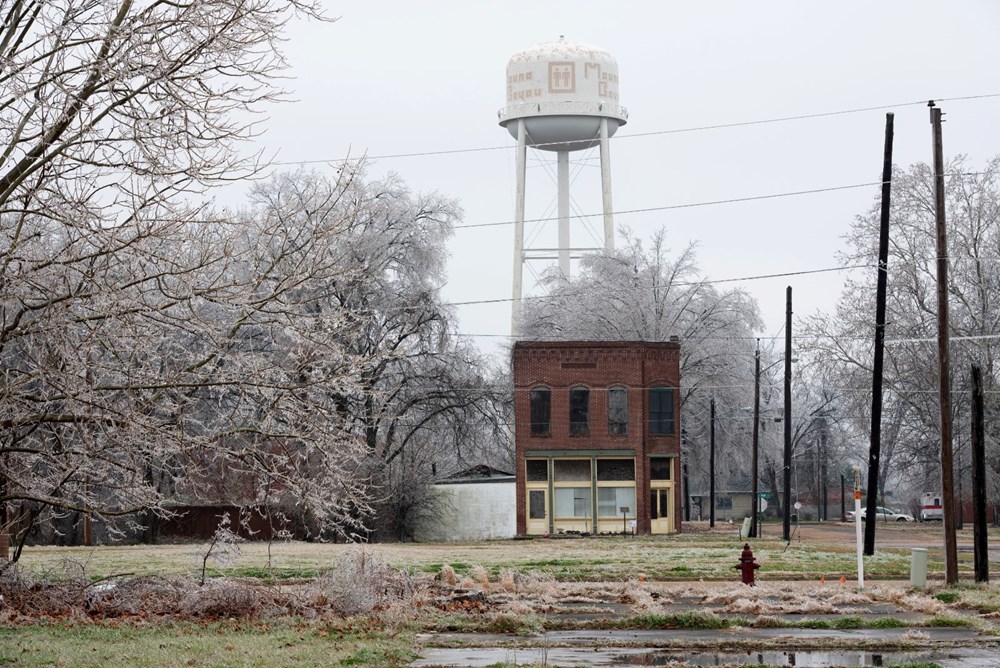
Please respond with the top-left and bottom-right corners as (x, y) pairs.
(845, 506), (914, 522)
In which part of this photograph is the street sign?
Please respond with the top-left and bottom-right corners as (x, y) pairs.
(758, 498), (768, 513)
(794, 501), (803, 510)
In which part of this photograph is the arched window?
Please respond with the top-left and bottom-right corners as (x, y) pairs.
(569, 386), (590, 436)
(648, 386), (674, 435)
(529, 387), (551, 436)
(607, 387), (628, 436)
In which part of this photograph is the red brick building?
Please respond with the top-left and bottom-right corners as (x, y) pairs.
(513, 341), (682, 536)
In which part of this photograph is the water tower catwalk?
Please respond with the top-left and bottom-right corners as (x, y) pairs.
(499, 37), (627, 335)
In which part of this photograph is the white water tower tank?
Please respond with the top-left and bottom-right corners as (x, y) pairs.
(499, 37), (627, 151)
(501, 38), (628, 335)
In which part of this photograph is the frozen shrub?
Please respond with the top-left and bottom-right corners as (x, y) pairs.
(0, 565), (87, 617)
(438, 564), (457, 586)
(470, 565), (490, 589)
(899, 593), (946, 615)
(198, 514), (243, 585)
(752, 615), (784, 628)
(182, 579), (260, 618)
(514, 570), (557, 597)
(86, 576), (191, 617)
(307, 549), (412, 616)
(497, 568), (517, 592)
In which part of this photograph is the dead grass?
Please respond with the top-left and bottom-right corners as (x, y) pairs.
(13, 533), (920, 583)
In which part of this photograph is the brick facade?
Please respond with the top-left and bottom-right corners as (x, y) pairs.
(513, 341), (682, 535)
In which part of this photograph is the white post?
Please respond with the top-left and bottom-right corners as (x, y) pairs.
(557, 150), (570, 277)
(854, 466), (865, 590)
(511, 119), (527, 336)
(599, 117), (615, 251)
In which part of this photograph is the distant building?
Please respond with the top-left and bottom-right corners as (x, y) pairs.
(412, 465), (516, 542)
(513, 341), (682, 535)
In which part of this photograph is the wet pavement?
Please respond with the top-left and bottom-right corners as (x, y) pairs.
(413, 645), (1000, 667)
(414, 626), (1000, 666)
(411, 577), (1000, 667)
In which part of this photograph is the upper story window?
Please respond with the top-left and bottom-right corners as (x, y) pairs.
(648, 386), (674, 435)
(608, 387), (628, 436)
(649, 457), (672, 481)
(569, 386), (590, 436)
(530, 387), (551, 436)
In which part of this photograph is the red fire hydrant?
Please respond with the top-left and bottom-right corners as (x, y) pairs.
(735, 543), (760, 586)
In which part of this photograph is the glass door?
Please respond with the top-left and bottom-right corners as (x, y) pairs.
(526, 488), (549, 535)
(650, 486), (673, 534)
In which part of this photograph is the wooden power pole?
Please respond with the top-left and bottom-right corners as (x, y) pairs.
(971, 365), (989, 582)
(864, 112), (893, 556)
(709, 397), (716, 528)
(782, 286), (792, 543)
(751, 341), (761, 538)
(930, 101), (959, 585)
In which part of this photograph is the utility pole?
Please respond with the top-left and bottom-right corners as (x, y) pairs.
(783, 286), (793, 543)
(709, 397), (716, 528)
(751, 341), (761, 538)
(930, 101), (959, 585)
(683, 461), (691, 522)
(865, 112), (894, 556)
(821, 431), (828, 521)
(971, 365), (989, 582)
(840, 474), (846, 522)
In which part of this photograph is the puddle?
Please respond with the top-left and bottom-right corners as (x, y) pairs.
(615, 649), (995, 666)
(413, 647), (1000, 667)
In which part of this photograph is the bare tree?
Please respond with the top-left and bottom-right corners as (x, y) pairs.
(802, 156), (1000, 508)
(519, 229), (762, 493)
(0, 0), (368, 561)
(242, 168), (509, 541)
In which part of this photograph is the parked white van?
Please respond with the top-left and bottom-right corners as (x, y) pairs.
(920, 492), (943, 521)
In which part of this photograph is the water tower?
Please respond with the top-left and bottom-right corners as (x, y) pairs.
(499, 37), (627, 334)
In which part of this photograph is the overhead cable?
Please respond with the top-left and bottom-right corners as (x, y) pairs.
(272, 93), (1000, 165)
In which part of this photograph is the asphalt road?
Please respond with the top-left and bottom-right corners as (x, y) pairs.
(773, 520), (1000, 563)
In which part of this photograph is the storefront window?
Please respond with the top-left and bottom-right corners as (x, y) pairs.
(554, 487), (591, 517)
(598, 487), (636, 517)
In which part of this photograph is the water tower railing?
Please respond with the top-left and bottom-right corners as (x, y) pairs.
(498, 101), (628, 123)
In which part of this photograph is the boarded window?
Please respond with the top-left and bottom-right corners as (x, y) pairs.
(649, 458), (672, 481)
(554, 487), (591, 517)
(608, 387), (627, 435)
(553, 459), (591, 482)
(528, 490), (546, 519)
(596, 458), (634, 481)
(569, 387), (589, 436)
(648, 387), (674, 435)
(598, 487), (636, 517)
(530, 387), (550, 436)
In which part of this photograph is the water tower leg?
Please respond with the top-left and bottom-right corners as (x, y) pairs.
(600, 117), (615, 251)
(511, 119), (527, 337)
(557, 150), (570, 277)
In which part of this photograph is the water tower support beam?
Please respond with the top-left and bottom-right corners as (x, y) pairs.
(511, 119), (527, 336)
(557, 150), (571, 277)
(600, 117), (615, 251)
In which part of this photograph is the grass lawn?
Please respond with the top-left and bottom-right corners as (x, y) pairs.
(0, 621), (418, 668)
(13, 523), (966, 584)
(3, 522), (997, 667)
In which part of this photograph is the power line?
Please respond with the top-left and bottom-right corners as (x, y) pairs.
(454, 181), (886, 230)
(446, 264), (870, 308)
(455, 171), (984, 230)
(271, 93), (1000, 165)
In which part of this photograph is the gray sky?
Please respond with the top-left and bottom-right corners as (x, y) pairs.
(249, 1), (1000, 357)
